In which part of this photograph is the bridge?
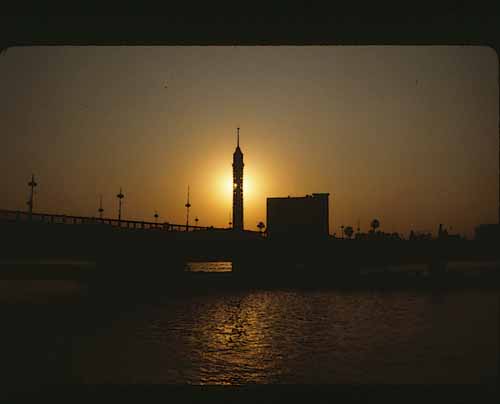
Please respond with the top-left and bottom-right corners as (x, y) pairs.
(1, 209), (499, 291)
(0, 208), (234, 233)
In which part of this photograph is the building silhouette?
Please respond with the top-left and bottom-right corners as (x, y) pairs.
(232, 128), (244, 231)
(474, 223), (500, 242)
(266, 193), (330, 239)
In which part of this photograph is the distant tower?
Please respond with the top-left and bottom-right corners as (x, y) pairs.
(232, 127), (244, 231)
(98, 194), (104, 219)
(116, 188), (124, 221)
(185, 185), (191, 231)
(27, 173), (37, 219)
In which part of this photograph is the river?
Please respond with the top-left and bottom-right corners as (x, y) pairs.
(0, 261), (498, 387)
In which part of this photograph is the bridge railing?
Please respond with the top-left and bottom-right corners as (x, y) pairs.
(0, 209), (228, 232)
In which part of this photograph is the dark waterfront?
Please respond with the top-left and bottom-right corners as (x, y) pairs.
(0, 41), (499, 402)
(1, 263), (498, 391)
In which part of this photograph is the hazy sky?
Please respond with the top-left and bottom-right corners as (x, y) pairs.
(0, 46), (497, 237)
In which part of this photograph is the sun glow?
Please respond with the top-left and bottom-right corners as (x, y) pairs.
(211, 161), (269, 229)
(221, 174), (252, 201)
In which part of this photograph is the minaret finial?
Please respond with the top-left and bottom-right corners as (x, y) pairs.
(237, 127), (240, 147)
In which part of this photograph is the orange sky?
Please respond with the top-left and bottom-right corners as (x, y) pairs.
(0, 46), (498, 237)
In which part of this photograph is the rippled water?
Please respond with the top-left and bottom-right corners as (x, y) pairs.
(186, 261), (232, 273)
(71, 288), (499, 384)
(1, 261), (499, 386)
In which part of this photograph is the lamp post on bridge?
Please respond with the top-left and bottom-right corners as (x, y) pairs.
(27, 174), (37, 220)
(154, 211), (159, 224)
(98, 194), (104, 219)
(116, 188), (124, 222)
(185, 185), (191, 231)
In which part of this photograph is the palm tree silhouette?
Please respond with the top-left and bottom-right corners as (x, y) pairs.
(344, 226), (354, 239)
(370, 219), (380, 233)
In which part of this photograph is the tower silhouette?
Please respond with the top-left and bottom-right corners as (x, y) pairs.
(232, 127), (244, 231)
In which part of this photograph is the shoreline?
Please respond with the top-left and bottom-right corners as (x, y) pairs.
(1, 261), (499, 302)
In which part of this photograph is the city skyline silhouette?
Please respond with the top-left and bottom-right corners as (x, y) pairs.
(0, 46), (498, 238)
(1, 13), (500, 396)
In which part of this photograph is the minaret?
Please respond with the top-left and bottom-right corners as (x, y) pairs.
(232, 127), (244, 230)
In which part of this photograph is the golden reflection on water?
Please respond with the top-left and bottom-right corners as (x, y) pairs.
(184, 290), (436, 384)
(191, 292), (286, 384)
(72, 288), (499, 384)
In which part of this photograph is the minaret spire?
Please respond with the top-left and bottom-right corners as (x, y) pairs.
(237, 127), (240, 147)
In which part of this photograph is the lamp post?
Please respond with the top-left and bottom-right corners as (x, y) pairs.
(154, 211), (159, 224)
(27, 174), (37, 220)
(98, 194), (104, 219)
(185, 185), (191, 231)
(117, 188), (124, 222)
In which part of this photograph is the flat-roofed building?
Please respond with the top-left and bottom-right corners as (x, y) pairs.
(474, 223), (500, 242)
(266, 193), (329, 239)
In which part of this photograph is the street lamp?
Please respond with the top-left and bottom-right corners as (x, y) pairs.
(185, 185), (191, 231)
(98, 194), (104, 219)
(117, 187), (124, 222)
(27, 174), (37, 220)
